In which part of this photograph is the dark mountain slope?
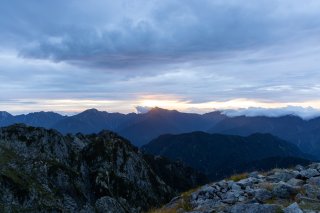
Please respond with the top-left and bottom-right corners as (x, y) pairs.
(52, 108), (131, 134)
(51, 107), (227, 146)
(3, 109), (320, 155)
(0, 124), (175, 212)
(0, 111), (65, 128)
(143, 154), (208, 192)
(208, 115), (320, 157)
(209, 115), (304, 137)
(0, 124), (208, 212)
(15, 111), (66, 128)
(0, 111), (15, 127)
(118, 108), (226, 146)
(142, 132), (310, 180)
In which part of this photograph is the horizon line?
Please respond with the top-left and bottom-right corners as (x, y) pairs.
(2, 105), (320, 120)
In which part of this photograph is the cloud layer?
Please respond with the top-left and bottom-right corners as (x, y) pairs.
(1, 0), (320, 113)
(222, 106), (320, 120)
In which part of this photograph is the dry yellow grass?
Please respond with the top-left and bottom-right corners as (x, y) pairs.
(147, 186), (200, 213)
(147, 207), (178, 213)
(258, 182), (274, 191)
(228, 173), (248, 182)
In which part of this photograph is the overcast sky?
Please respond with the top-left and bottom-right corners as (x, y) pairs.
(1, 0), (320, 115)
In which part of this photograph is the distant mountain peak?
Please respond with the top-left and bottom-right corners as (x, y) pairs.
(0, 111), (12, 117)
(81, 108), (102, 114)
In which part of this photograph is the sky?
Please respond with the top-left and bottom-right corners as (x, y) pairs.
(1, 0), (320, 116)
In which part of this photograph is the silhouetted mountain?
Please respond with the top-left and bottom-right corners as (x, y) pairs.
(0, 111), (65, 128)
(50, 107), (227, 146)
(0, 111), (15, 126)
(52, 108), (130, 134)
(15, 111), (66, 128)
(3, 108), (320, 156)
(208, 115), (320, 157)
(118, 107), (226, 146)
(142, 132), (311, 180)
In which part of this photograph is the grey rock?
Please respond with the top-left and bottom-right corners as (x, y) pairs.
(95, 196), (127, 213)
(283, 202), (303, 213)
(299, 169), (320, 179)
(303, 184), (320, 199)
(287, 178), (304, 187)
(308, 163), (320, 170)
(237, 177), (259, 187)
(253, 189), (273, 202)
(273, 170), (296, 182)
(307, 176), (320, 186)
(295, 165), (305, 171)
(230, 182), (242, 191)
(272, 181), (300, 199)
(249, 171), (259, 178)
(229, 203), (281, 213)
(222, 191), (238, 204)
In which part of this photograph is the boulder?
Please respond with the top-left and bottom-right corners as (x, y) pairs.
(272, 181), (300, 199)
(295, 165), (305, 171)
(237, 177), (259, 188)
(308, 163), (320, 170)
(287, 178), (304, 187)
(283, 202), (303, 213)
(299, 169), (320, 179)
(302, 184), (320, 200)
(253, 189), (273, 202)
(230, 203), (281, 213)
(307, 177), (320, 186)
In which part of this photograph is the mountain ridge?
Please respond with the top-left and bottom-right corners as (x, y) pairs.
(142, 131), (311, 180)
(2, 108), (320, 157)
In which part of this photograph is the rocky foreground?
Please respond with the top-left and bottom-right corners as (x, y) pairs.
(157, 163), (320, 213)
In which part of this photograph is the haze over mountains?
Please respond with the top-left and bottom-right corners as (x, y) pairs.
(1, 107), (320, 158)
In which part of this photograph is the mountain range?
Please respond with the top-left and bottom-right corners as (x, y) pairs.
(0, 108), (226, 147)
(142, 132), (311, 180)
(1, 108), (320, 157)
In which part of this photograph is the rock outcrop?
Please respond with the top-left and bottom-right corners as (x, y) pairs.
(143, 154), (208, 192)
(0, 124), (173, 212)
(156, 163), (320, 212)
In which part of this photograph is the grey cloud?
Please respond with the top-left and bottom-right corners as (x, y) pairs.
(1, 0), (320, 113)
(2, 0), (320, 69)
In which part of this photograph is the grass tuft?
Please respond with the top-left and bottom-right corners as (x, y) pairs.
(228, 173), (248, 182)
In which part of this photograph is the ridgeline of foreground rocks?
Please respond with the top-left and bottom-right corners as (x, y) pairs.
(156, 163), (320, 213)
